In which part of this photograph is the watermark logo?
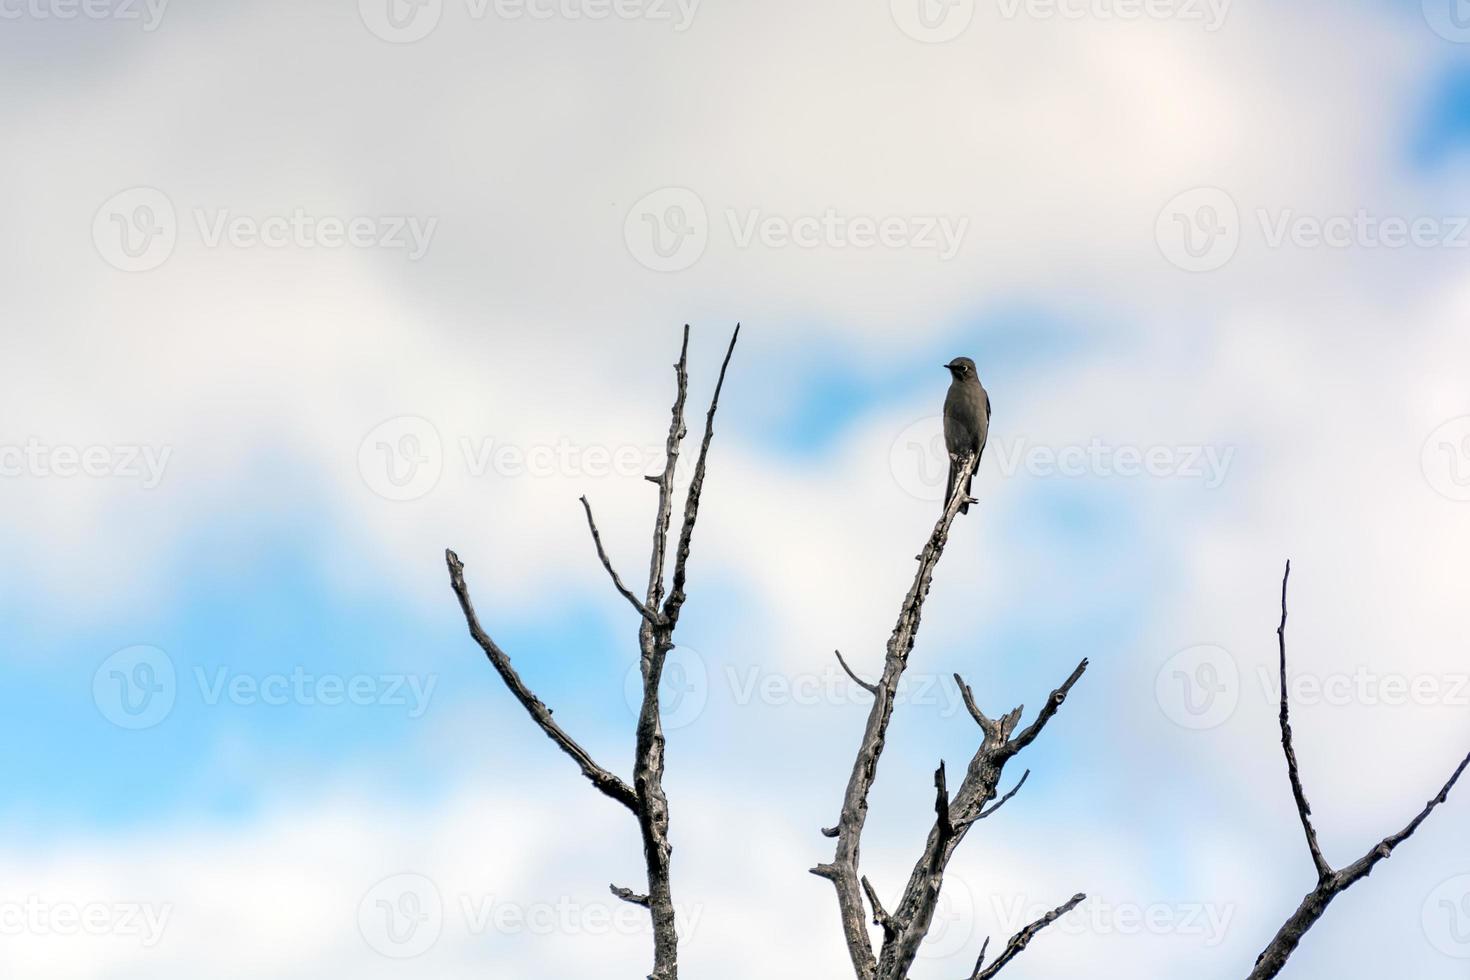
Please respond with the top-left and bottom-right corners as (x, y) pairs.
(0, 0), (169, 30)
(1257, 665), (1470, 708)
(93, 187), (177, 273)
(1155, 644), (1238, 730)
(890, 0), (974, 43)
(994, 0), (1230, 30)
(359, 0), (443, 41)
(93, 645), (177, 730)
(358, 416), (444, 502)
(724, 664), (966, 716)
(1160, 187), (1470, 270)
(624, 646), (707, 730)
(918, 876), (974, 960)
(1156, 187), (1240, 272)
(1424, 874), (1470, 957)
(0, 898), (172, 946)
(1423, 417), (1470, 502)
(624, 189), (969, 271)
(888, 417), (1235, 500)
(0, 440), (171, 488)
(93, 189), (437, 270)
(1424, 0), (1470, 43)
(359, 873), (444, 958)
(194, 666), (437, 717)
(624, 187), (708, 272)
(989, 894), (1233, 945)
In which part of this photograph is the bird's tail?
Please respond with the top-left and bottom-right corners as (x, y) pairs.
(945, 461), (972, 516)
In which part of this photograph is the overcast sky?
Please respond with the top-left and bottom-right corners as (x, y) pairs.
(4, 0), (1470, 977)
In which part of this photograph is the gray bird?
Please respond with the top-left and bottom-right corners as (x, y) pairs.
(943, 357), (990, 515)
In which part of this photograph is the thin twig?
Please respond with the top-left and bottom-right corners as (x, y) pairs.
(974, 770), (1030, 822)
(445, 549), (637, 811)
(1245, 562), (1470, 979)
(1275, 561), (1331, 882)
(580, 496), (663, 625)
(610, 884), (651, 908)
(664, 324), (740, 629)
(835, 649), (879, 696)
(970, 893), (1085, 980)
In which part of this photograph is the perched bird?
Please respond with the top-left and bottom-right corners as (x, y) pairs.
(943, 357), (990, 515)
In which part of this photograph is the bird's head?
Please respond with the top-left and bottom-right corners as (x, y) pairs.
(944, 357), (978, 382)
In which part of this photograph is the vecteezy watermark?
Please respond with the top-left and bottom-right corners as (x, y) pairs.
(1155, 187), (1241, 273)
(358, 0), (698, 43)
(1254, 664), (1470, 709)
(723, 664), (967, 717)
(623, 188), (969, 272)
(918, 876), (975, 960)
(457, 893), (704, 938)
(0, 439), (171, 488)
(1155, 644), (1239, 730)
(624, 646), (707, 731)
(889, 0), (975, 43)
(995, 0), (1230, 31)
(359, 874), (443, 959)
(194, 666), (438, 718)
(93, 647), (439, 730)
(358, 873), (704, 958)
(1157, 187), (1470, 272)
(623, 188), (708, 273)
(1423, 874), (1470, 958)
(1157, 644), (1470, 731)
(92, 187), (437, 272)
(359, 417), (444, 502)
(1422, 416), (1470, 502)
(1423, 0), (1470, 44)
(0, 0), (168, 29)
(990, 894), (1234, 946)
(0, 898), (173, 947)
(93, 646), (177, 730)
(357, 416), (685, 502)
(889, 417), (1234, 502)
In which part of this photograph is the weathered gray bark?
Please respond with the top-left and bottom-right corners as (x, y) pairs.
(1246, 561), (1470, 980)
(812, 453), (1088, 980)
(447, 324), (738, 980)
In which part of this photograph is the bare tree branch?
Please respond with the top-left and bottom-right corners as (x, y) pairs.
(445, 549), (638, 811)
(878, 661), (1088, 978)
(933, 761), (955, 852)
(610, 884), (652, 908)
(861, 875), (896, 939)
(814, 443), (1088, 980)
(580, 495), (663, 625)
(663, 323), (740, 630)
(1246, 561), (1470, 980)
(974, 769), (1029, 822)
(631, 324), (740, 980)
(812, 452), (980, 980)
(835, 649), (879, 696)
(448, 325), (739, 980)
(1274, 560), (1330, 883)
(967, 937), (991, 979)
(969, 893), (1086, 980)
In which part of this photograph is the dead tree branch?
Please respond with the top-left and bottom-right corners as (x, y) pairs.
(1246, 560), (1470, 980)
(812, 450), (1087, 980)
(968, 893), (1086, 980)
(447, 324), (739, 980)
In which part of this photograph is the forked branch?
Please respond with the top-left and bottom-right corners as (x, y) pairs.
(447, 325), (739, 980)
(1245, 561), (1470, 980)
(813, 448), (1088, 980)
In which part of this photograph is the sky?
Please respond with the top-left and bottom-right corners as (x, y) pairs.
(3, 0), (1470, 977)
